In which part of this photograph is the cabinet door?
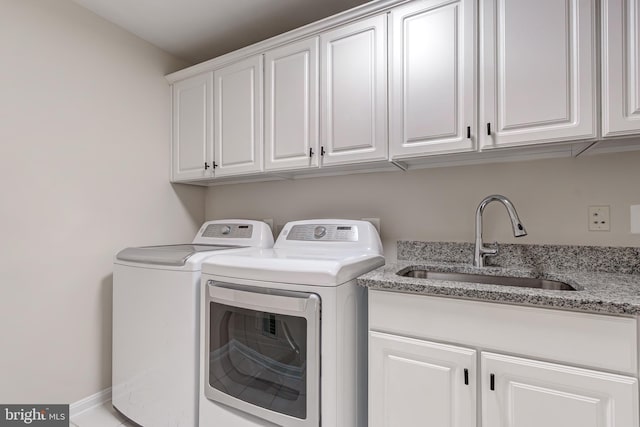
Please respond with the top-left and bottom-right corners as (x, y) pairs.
(389, 0), (475, 159)
(482, 352), (639, 427)
(369, 331), (476, 427)
(320, 14), (387, 166)
(171, 73), (213, 182)
(264, 37), (319, 172)
(602, 0), (640, 136)
(480, 0), (596, 149)
(213, 55), (263, 177)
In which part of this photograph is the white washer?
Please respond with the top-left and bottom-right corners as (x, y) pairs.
(199, 219), (384, 427)
(112, 220), (274, 427)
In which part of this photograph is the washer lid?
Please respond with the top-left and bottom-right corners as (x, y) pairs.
(116, 244), (243, 267)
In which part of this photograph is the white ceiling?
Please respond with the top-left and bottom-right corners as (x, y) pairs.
(72, 0), (372, 64)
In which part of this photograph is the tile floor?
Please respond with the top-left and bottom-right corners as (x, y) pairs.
(70, 401), (135, 427)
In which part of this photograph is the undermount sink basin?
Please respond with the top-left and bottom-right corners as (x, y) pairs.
(399, 269), (576, 291)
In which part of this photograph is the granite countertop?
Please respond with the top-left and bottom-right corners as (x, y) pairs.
(358, 241), (640, 316)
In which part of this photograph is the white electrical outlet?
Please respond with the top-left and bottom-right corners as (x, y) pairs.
(588, 206), (610, 231)
(361, 218), (381, 234)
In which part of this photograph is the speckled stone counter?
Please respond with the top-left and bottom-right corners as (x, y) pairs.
(358, 241), (640, 315)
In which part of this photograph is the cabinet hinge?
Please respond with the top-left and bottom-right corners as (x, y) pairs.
(320, 146), (325, 156)
(204, 162), (210, 170)
(309, 147), (314, 158)
(212, 162), (218, 169)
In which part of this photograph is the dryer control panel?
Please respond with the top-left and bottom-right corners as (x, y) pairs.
(286, 224), (359, 241)
(275, 219), (382, 253)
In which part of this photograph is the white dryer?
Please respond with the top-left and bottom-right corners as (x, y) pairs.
(112, 219), (274, 427)
(199, 219), (384, 427)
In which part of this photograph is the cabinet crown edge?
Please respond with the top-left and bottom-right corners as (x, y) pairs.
(165, 0), (410, 83)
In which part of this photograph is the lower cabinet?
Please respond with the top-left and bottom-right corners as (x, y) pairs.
(369, 331), (476, 427)
(482, 352), (639, 427)
(369, 291), (640, 427)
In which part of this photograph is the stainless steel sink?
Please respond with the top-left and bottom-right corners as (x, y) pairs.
(399, 269), (576, 291)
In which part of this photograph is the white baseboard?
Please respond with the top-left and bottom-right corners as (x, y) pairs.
(70, 388), (112, 417)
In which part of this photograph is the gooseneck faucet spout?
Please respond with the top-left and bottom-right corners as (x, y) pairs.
(474, 195), (527, 267)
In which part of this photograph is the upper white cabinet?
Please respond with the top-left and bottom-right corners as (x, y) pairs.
(264, 37), (319, 172)
(213, 55), (264, 177)
(602, 0), (640, 137)
(168, 0), (633, 184)
(171, 73), (213, 182)
(320, 14), (388, 166)
(480, 0), (596, 149)
(389, 0), (476, 159)
(369, 331), (476, 427)
(482, 352), (639, 427)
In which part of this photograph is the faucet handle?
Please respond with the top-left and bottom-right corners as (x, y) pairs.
(482, 241), (499, 257)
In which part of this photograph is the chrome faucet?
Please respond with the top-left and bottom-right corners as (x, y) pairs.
(474, 195), (527, 267)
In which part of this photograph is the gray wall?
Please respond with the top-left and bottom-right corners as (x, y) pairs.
(3, 0), (640, 406)
(0, 0), (204, 402)
(206, 151), (640, 260)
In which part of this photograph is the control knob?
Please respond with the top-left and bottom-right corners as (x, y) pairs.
(314, 226), (327, 239)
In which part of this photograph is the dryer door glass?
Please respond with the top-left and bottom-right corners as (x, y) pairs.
(209, 302), (308, 418)
(205, 283), (321, 426)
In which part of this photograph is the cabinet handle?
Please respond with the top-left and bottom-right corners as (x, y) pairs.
(466, 126), (471, 139)
(490, 373), (495, 391)
(320, 146), (325, 156)
(213, 162), (218, 169)
(464, 368), (469, 385)
(487, 123), (491, 136)
(309, 147), (314, 158)
(204, 162), (210, 170)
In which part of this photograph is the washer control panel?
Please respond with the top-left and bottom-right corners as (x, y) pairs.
(286, 224), (359, 241)
(201, 224), (253, 239)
